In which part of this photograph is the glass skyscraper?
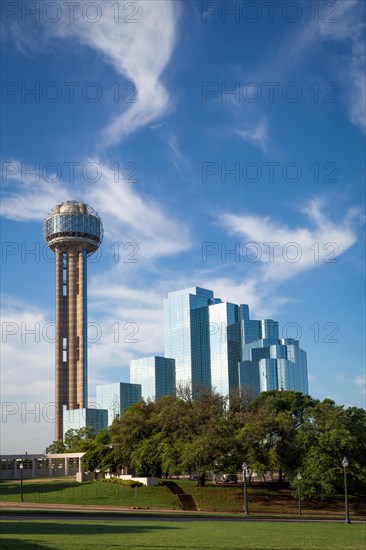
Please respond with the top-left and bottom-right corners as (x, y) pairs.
(95, 382), (141, 426)
(62, 406), (108, 438)
(164, 287), (219, 392)
(208, 302), (241, 396)
(239, 325), (309, 397)
(133, 286), (308, 400)
(130, 356), (175, 401)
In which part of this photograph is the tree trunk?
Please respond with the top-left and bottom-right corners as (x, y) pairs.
(198, 472), (206, 487)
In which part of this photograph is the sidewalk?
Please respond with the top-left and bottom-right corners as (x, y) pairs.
(1, 501), (365, 522)
(0, 501), (222, 516)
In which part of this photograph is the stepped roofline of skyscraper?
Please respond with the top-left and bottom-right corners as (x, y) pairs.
(165, 287), (216, 299)
(164, 287), (277, 321)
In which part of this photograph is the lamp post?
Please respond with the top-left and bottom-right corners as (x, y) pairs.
(19, 462), (24, 502)
(297, 473), (302, 516)
(242, 462), (249, 515)
(342, 457), (351, 524)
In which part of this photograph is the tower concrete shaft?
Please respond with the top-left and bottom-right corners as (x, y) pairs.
(55, 248), (88, 440)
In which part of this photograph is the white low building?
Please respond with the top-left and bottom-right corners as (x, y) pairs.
(0, 453), (84, 480)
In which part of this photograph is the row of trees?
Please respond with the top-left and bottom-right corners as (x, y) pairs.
(47, 390), (366, 498)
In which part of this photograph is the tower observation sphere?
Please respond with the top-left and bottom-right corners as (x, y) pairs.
(44, 201), (103, 440)
(44, 201), (103, 254)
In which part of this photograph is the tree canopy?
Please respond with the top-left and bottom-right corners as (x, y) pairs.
(47, 391), (366, 496)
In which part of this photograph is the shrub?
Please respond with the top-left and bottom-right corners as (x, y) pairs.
(99, 478), (143, 488)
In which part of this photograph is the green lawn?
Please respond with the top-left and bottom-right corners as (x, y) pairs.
(172, 480), (366, 517)
(0, 519), (365, 549)
(0, 481), (179, 510)
(1, 480), (365, 519)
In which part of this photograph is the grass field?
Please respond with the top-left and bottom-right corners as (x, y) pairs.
(169, 480), (366, 518)
(1, 519), (365, 550)
(0, 481), (179, 510)
(1, 479), (365, 519)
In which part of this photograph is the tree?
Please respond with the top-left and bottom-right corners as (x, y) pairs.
(45, 440), (66, 454)
(174, 388), (236, 486)
(79, 430), (121, 475)
(49, 390), (365, 498)
(46, 427), (97, 455)
(236, 391), (317, 483)
(109, 400), (159, 474)
(110, 396), (193, 477)
(294, 400), (366, 498)
(63, 427), (96, 452)
(135, 396), (191, 477)
(81, 445), (112, 474)
(109, 389), (236, 485)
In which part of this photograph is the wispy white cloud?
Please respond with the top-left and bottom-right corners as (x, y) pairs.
(86, 161), (191, 259)
(249, 0), (365, 134)
(46, 0), (179, 145)
(315, 0), (365, 133)
(219, 198), (361, 283)
(1, 160), (72, 222)
(196, 277), (281, 319)
(8, 1), (179, 145)
(289, 0), (365, 133)
(87, 286), (165, 369)
(354, 374), (366, 392)
(0, 296), (55, 453)
(316, 0), (360, 40)
(161, 132), (188, 172)
(153, 128), (193, 180)
(235, 117), (269, 152)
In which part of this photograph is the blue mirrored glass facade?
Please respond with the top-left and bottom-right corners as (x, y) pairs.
(259, 359), (279, 391)
(164, 287), (216, 392)
(209, 302), (241, 396)
(130, 356), (175, 401)
(239, 326), (309, 397)
(95, 383), (141, 426)
(62, 406), (108, 438)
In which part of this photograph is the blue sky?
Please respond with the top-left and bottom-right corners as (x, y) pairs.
(1, 0), (365, 453)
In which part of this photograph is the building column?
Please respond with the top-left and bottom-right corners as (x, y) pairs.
(77, 251), (87, 408)
(55, 250), (65, 440)
(68, 252), (78, 409)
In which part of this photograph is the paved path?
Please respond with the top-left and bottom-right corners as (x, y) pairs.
(161, 480), (198, 511)
(1, 502), (365, 523)
(2, 512), (365, 523)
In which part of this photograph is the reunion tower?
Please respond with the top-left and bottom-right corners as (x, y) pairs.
(44, 201), (103, 440)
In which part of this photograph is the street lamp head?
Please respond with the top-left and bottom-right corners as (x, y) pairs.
(19, 462), (23, 470)
(297, 473), (302, 480)
(242, 462), (247, 471)
(342, 457), (348, 469)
